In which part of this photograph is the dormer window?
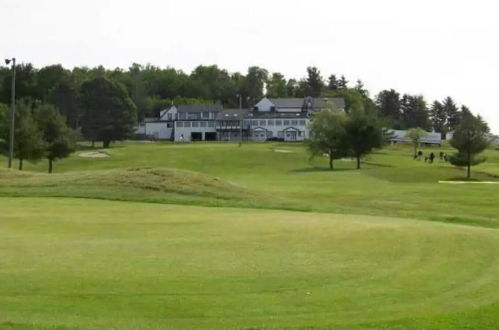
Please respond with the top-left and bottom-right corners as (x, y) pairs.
(270, 106), (276, 112)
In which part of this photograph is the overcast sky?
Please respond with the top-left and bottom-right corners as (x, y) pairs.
(1, 0), (498, 133)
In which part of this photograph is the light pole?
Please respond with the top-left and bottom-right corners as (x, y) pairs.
(5, 58), (16, 169)
(237, 94), (243, 146)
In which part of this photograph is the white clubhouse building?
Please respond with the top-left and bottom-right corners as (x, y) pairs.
(138, 97), (345, 142)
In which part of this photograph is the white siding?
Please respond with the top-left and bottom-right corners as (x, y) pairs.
(145, 122), (172, 139)
(253, 98), (275, 112)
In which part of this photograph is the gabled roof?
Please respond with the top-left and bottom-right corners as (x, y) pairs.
(176, 104), (223, 113)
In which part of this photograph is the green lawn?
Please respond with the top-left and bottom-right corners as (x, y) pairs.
(2, 197), (499, 329)
(0, 141), (498, 329)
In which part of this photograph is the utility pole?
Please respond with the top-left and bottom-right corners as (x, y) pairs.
(238, 95), (243, 147)
(5, 58), (16, 169)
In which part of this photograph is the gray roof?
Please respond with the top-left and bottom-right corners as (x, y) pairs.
(247, 111), (308, 119)
(268, 97), (345, 110)
(388, 129), (442, 144)
(176, 104), (223, 113)
(268, 98), (305, 108)
(216, 109), (249, 120)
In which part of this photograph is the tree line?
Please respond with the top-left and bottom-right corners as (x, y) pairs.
(0, 63), (471, 133)
(0, 63), (491, 176)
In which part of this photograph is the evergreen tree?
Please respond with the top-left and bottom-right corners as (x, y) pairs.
(400, 94), (430, 130)
(338, 75), (349, 90)
(354, 80), (368, 98)
(429, 100), (446, 138)
(327, 74), (339, 91)
(449, 108), (490, 179)
(305, 67), (324, 97)
(442, 96), (460, 132)
(376, 89), (401, 128)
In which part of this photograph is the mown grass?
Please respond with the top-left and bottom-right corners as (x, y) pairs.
(0, 142), (498, 329)
(1, 141), (498, 227)
(1, 198), (499, 329)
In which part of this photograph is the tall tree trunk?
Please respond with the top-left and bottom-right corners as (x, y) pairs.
(329, 152), (334, 170)
(91, 140), (95, 148)
(18, 158), (23, 171)
(48, 158), (53, 174)
(103, 140), (110, 148)
(356, 155), (361, 169)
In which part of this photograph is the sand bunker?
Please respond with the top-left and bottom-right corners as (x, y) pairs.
(273, 149), (294, 153)
(78, 151), (110, 158)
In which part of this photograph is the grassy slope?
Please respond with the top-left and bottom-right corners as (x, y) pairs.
(1, 142), (498, 226)
(1, 198), (499, 329)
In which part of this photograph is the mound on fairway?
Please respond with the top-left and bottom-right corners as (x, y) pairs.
(1, 197), (499, 329)
(0, 167), (282, 208)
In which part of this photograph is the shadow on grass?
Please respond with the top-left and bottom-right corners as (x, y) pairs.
(291, 167), (353, 173)
(428, 216), (498, 229)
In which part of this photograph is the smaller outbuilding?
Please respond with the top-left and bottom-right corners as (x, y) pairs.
(388, 129), (442, 145)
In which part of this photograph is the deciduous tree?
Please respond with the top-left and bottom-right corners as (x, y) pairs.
(35, 104), (76, 173)
(406, 127), (427, 157)
(307, 107), (348, 170)
(80, 77), (137, 148)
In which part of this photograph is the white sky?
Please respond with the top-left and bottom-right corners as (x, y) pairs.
(1, 0), (498, 133)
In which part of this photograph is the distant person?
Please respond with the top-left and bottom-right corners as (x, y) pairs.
(418, 150), (423, 160)
(439, 151), (444, 160)
(429, 152), (435, 164)
(179, 134), (184, 142)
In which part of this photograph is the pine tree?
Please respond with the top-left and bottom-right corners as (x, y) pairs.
(306, 67), (324, 97)
(442, 97), (460, 132)
(338, 75), (349, 90)
(429, 100), (447, 138)
(449, 108), (490, 179)
(327, 75), (339, 91)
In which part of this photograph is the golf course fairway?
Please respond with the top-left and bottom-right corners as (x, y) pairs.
(1, 197), (499, 329)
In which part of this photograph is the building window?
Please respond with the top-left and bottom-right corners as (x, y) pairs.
(267, 120), (274, 126)
(299, 120), (306, 126)
(192, 121), (199, 127)
(177, 121), (184, 128)
(188, 112), (200, 120)
(208, 121), (215, 127)
(251, 120), (259, 126)
(283, 120), (290, 126)
(259, 120), (266, 126)
(167, 122), (173, 128)
(276, 120), (282, 126)
(200, 121), (207, 127)
(168, 113), (172, 120)
(202, 112), (209, 119)
(184, 121), (191, 128)
(179, 113), (186, 120)
(291, 120), (298, 126)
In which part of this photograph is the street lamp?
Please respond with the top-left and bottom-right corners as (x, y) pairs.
(4, 58), (16, 169)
